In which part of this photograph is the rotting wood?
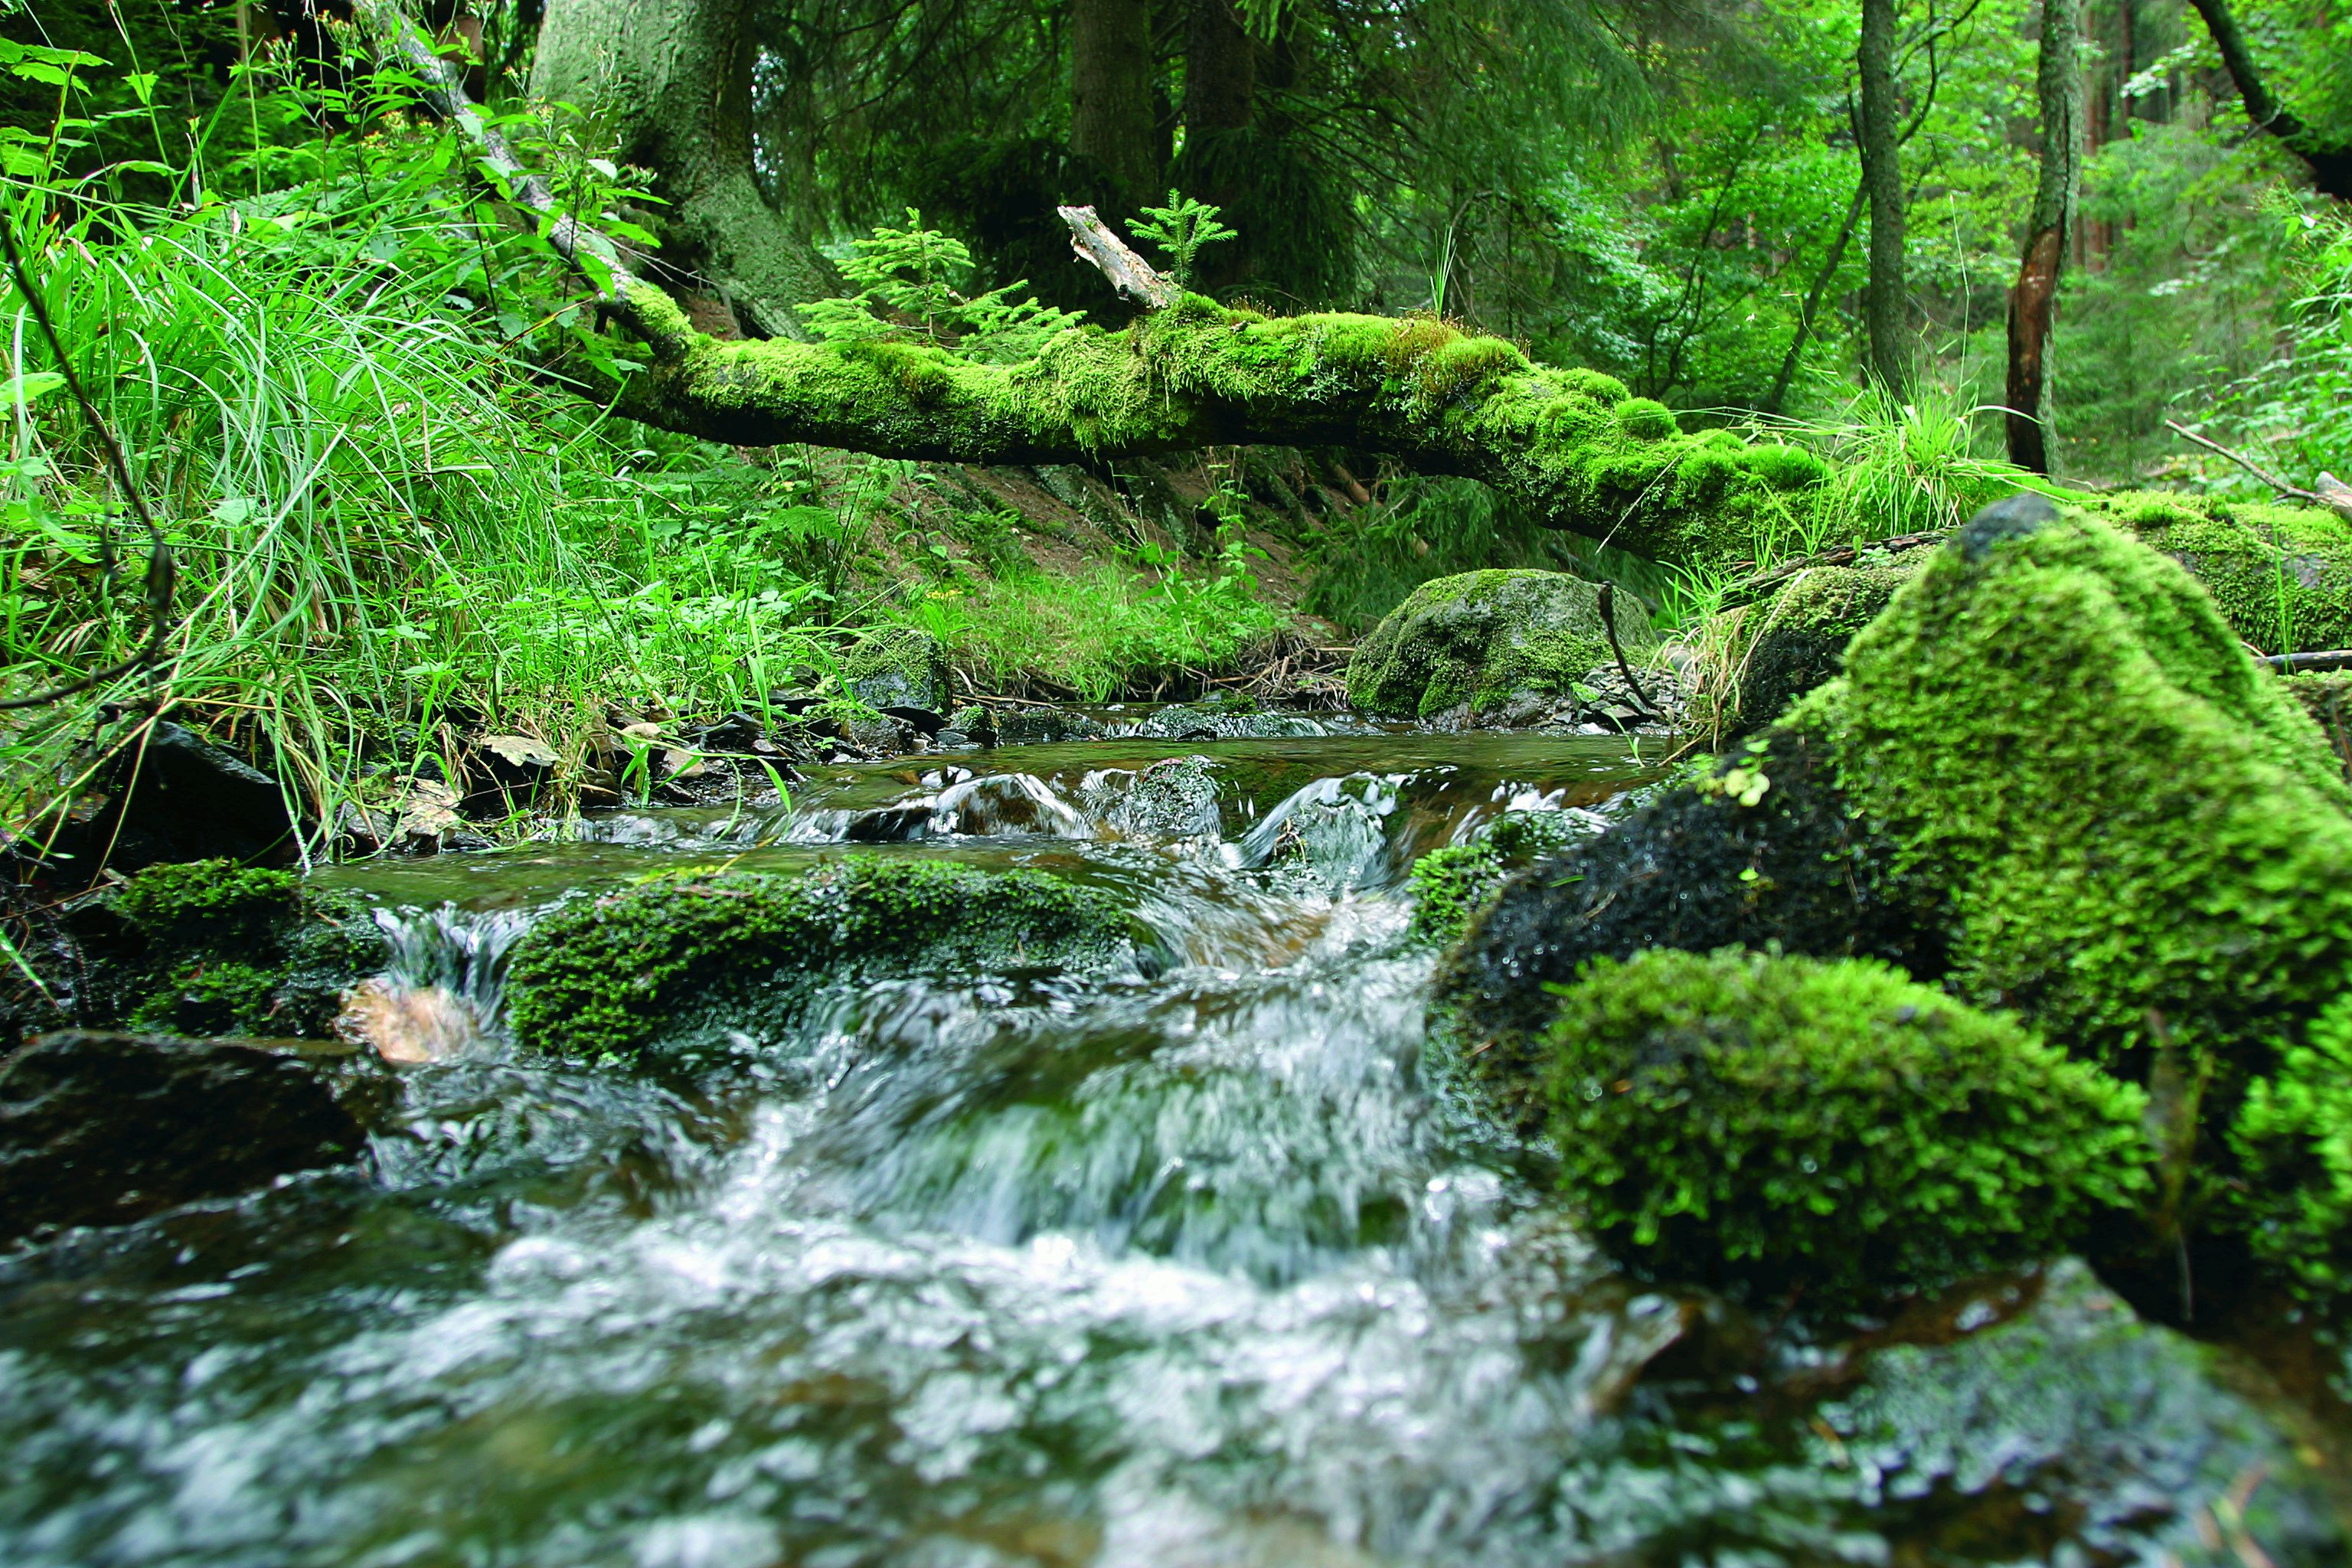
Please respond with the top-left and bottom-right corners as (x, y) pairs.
(1056, 205), (1180, 310)
(2264, 650), (2352, 675)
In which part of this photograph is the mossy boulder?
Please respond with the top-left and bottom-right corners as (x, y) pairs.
(1545, 948), (2149, 1306)
(840, 626), (949, 711)
(1442, 499), (2352, 1315)
(2113, 490), (2352, 655)
(1346, 569), (1648, 718)
(504, 856), (1131, 1061)
(1436, 717), (1939, 1132)
(90, 860), (385, 1039)
(1833, 500), (2352, 1075)
(1717, 557), (1924, 733)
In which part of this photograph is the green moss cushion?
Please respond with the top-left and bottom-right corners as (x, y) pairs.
(505, 855), (1129, 1060)
(1346, 568), (1646, 717)
(1833, 503), (2352, 1076)
(1545, 947), (2149, 1306)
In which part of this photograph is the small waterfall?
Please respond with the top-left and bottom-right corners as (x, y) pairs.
(340, 905), (531, 1063)
(1235, 774), (1405, 892)
(786, 770), (1096, 843)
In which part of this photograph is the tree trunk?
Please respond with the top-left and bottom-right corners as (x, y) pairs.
(2007, 0), (2080, 474)
(530, 0), (831, 338)
(1070, 0), (1161, 198)
(2183, 0), (2352, 200)
(1857, 0), (1909, 397)
(1764, 181), (1867, 414)
(1177, 0), (1257, 294)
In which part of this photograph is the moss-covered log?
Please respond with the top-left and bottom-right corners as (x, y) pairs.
(614, 287), (1828, 568)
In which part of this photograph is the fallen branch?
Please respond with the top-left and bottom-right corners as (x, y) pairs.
(2264, 649), (2352, 675)
(1597, 582), (1655, 712)
(1057, 206), (1178, 310)
(2163, 419), (2352, 519)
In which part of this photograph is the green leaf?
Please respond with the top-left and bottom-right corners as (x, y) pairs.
(0, 371), (64, 407)
(125, 70), (157, 104)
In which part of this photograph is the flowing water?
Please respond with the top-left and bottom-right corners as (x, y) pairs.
(2, 730), (2344, 1566)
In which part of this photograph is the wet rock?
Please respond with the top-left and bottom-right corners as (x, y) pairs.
(995, 707), (1108, 745)
(1438, 717), (1936, 1132)
(1128, 700), (1329, 740)
(1347, 570), (1652, 719)
(1442, 504), (2352, 1324)
(0, 1031), (370, 1243)
(90, 721), (296, 869)
(83, 860), (390, 1040)
(505, 856), (1132, 1062)
(841, 626), (951, 711)
(463, 732), (561, 815)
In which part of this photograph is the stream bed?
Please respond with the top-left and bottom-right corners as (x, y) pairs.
(2, 730), (2344, 1566)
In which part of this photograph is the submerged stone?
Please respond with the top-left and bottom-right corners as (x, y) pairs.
(504, 855), (1132, 1060)
(1346, 569), (1648, 718)
(1544, 948), (2149, 1307)
(0, 1030), (370, 1243)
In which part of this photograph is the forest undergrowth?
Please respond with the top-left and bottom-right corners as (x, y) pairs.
(3, 21), (2348, 867)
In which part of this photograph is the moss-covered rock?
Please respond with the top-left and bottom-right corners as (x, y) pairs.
(1834, 501), (2352, 1076)
(840, 626), (950, 711)
(2113, 490), (2352, 655)
(1544, 948), (2150, 1306)
(96, 859), (385, 1039)
(1405, 809), (1583, 946)
(1714, 557), (1924, 734)
(1436, 717), (1937, 1132)
(2283, 670), (2352, 774)
(1442, 500), (2352, 1318)
(504, 855), (1130, 1061)
(1346, 569), (1648, 718)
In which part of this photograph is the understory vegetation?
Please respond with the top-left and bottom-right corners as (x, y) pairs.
(2, 0), (2348, 864)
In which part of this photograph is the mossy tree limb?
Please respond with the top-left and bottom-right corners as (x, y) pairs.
(612, 289), (1820, 569)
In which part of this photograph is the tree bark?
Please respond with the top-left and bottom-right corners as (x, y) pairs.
(530, 0), (833, 338)
(1857, 0), (1909, 396)
(1070, 0), (1161, 198)
(2183, 0), (2352, 200)
(2007, 0), (2080, 473)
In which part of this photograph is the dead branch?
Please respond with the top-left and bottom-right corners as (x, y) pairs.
(2164, 420), (2352, 520)
(1057, 205), (1178, 310)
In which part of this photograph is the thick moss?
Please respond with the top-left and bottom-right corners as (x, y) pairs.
(616, 300), (1826, 570)
(1345, 569), (1645, 717)
(2113, 491), (2352, 655)
(840, 626), (949, 710)
(503, 856), (1131, 1060)
(1436, 717), (1939, 1133)
(1405, 809), (1583, 945)
(1717, 557), (1923, 733)
(2228, 991), (2352, 1298)
(103, 859), (384, 1038)
(1834, 504), (2352, 1078)
(1545, 948), (2150, 1306)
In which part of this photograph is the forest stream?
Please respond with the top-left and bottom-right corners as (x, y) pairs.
(2, 726), (2342, 1568)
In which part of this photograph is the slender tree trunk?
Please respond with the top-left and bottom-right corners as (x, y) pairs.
(1857, 0), (1909, 397)
(2183, 0), (2352, 199)
(1070, 0), (1161, 198)
(531, 0), (831, 338)
(1764, 180), (1867, 414)
(2007, 0), (2081, 473)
